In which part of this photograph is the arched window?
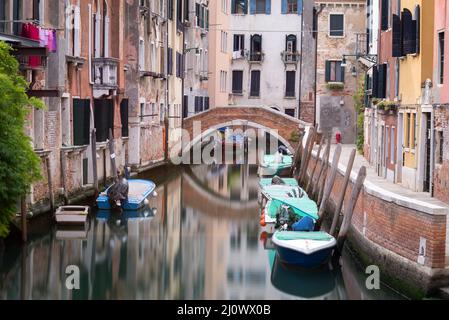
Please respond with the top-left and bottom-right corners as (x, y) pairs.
(250, 34), (262, 61)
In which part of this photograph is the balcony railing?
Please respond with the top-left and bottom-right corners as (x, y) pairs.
(93, 57), (119, 90)
(247, 51), (264, 63)
(282, 51), (300, 64)
(199, 71), (209, 81)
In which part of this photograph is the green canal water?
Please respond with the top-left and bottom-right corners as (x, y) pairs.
(0, 164), (406, 300)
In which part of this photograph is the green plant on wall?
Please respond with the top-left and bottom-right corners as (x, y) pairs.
(0, 41), (44, 237)
(354, 75), (366, 154)
(290, 131), (300, 143)
(326, 82), (345, 91)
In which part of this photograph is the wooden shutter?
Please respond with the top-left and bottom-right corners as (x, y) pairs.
(265, 0), (271, 14)
(372, 66), (379, 98)
(168, 0), (173, 20)
(281, 0), (287, 14)
(205, 97), (210, 110)
(120, 99), (129, 137)
(415, 5), (420, 54)
(339, 64), (345, 83)
(297, 0), (303, 15)
(74, 5), (81, 57)
(250, 70), (260, 96)
(73, 99), (91, 146)
(286, 71), (296, 97)
(167, 47), (173, 75)
(231, 0), (236, 14)
(402, 9), (415, 55)
(378, 64), (387, 99)
(392, 14), (402, 57)
(325, 60), (331, 82)
(250, 0), (256, 14)
(183, 95), (188, 118)
(232, 70), (243, 93)
(381, 0), (389, 31)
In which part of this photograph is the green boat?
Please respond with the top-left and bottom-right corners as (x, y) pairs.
(265, 196), (319, 222)
(259, 154), (293, 177)
(259, 178), (299, 188)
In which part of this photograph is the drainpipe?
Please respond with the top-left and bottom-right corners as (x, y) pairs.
(298, 0), (304, 120)
(164, 13), (170, 162)
(430, 107), (435, 196)
(313, 4), (325, 127)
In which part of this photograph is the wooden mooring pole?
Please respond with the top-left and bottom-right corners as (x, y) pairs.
(306, 135), (325, 195)
(317, 144), (342, 221)
(21, 197), (27, 243)
(45, 156), (55, 213)
(296, 127), (315, 181)
(299, 127), (317, 186)
(312, 138), (330, 201)
(60, 151), (69, 205)
(91, 129), (99, 197)
(330, 148), (357, 236)
(335, 166), (367, 255)
(109, 129), (118, 182)
(291, 130), (305, 177)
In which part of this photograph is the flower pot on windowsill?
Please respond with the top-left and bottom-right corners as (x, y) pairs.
(326, 82), (344, 91)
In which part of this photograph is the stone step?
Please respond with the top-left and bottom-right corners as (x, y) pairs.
(437, 287), (449, 299)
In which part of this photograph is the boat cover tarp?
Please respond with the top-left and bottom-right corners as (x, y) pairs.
(262, 185), (305, 198)
(275, 231), (333, 242)
(262, 155), (293, 169)
(259, 178), (299, 187)
(266, 197), (318, 221)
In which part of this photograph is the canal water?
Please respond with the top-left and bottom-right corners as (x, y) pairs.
(0, 163), (406, 300)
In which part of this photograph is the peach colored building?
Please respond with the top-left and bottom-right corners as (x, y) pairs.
(208, 0), (231, 108)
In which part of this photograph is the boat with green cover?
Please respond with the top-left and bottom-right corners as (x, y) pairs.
(259, 154), (293, 177)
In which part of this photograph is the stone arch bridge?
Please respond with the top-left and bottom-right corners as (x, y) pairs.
(182, 106), (307, 153)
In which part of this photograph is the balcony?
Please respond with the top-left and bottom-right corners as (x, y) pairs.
(199, 71), (209, 81)
(282, 51), (300, 64)
(92, 57), (119, 91)
(247, 51), (265, 63)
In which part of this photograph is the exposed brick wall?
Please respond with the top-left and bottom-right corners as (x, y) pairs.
(434, 106), (449, 205)
(307, 156), (447, 269)
(299, 102), (315, 124)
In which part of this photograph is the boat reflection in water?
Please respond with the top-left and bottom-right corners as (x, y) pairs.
(0, 163), (404, 300)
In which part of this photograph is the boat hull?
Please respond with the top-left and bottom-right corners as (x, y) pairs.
(275, 245), (334, 268)
(96, 179), (156, 211)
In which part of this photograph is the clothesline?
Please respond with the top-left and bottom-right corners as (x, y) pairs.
(0, 19), (64, 31)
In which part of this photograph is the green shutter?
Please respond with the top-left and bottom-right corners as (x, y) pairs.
(325, 61), (331, 82)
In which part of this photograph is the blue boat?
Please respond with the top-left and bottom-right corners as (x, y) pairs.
(272, 231), (336, 268)
(96, 179), (157, 211)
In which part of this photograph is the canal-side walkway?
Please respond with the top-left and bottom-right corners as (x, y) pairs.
(308, 144), (449, 297)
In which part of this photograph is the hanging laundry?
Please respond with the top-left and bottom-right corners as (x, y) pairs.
(21, 23), (42, 68)
(48, 30), (57, 53)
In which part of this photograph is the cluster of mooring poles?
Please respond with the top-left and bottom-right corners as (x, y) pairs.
(291, 126), (367, 257)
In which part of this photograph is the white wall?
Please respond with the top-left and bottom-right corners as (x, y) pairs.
(229, 4), (302, 115)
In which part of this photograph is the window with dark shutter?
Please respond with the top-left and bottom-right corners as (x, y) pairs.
(415, 5), (420, 54)
(168, 0), (174, 20)
(392, 14), (402, 57)
(325, 61), (344, 83)
(232, 0), (248, 14)
(285, 71), (296, 97)
(120, 99), (129, 138)
(204, 97), (210, 110)
(372, 66), (379, 98)
(232, 70), (244, 94)
(94, 99), (114, 143)
(377, 64), (387, 99)
(401, 9), (415, 55)
(183, 95), (189, 118)
(329, 14), (344, 36)
(250, 70), (261, 97)
(167, 47), (173, 75)
(73, 99), (91, 146)
(381, 0), (389, 30)
(439, 32), (445, 84)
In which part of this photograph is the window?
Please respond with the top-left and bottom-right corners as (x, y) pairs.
(404, 113), (410, 149)
(176, 51), (184, 78)
(232, 0), (247, 14)
(285, 71), (296, 97)
(220, 70), (227, 92)
(168, 0), (174, 20)
(385, 63), (390, 99)
(325, 60), (345, 83)
(255, 0), (268, 14)
(139, 38), (145, 71)
(285, 109), (295, 117)
(13, 0), (22, 35)
(167, 47), (173, 75)
(0, 0), (5, 32)
(221, 31), (228, 52)
(184, 0), (189, 21)
(381, 0), (391, 30)
(286, 34), (297, 52)
(73, 99), (91, 146)
(250, 34), (262, 61)
(94, 99), (114, 143)
(120, 99), (129, 138)
(439, 32), (445, 84)
(286, 0), (298, 14)
(395, 59), (400, 97)
(222, 0), (227, 13)
(390, 127), (395, 164)
(250, 70), (261, 97)
(329, 14), (344, 37)
(436, 130), (444, 165)
(204, 97), (210, 110)
(232, 70), (243, 94)
(233, 34), (245, 55)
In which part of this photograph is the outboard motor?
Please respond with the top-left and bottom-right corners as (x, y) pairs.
(271, 175), (286, 185)
(278, 145), (290, 155)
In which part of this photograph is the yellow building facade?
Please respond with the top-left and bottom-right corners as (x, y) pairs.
(398, 0), (434, 191)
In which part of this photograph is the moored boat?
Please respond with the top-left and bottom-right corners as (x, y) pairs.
(96, 179), (157, 211)
(272, 230), (336, 268)
(258, 154), (293, 177)
(55, 206), (89, 226)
